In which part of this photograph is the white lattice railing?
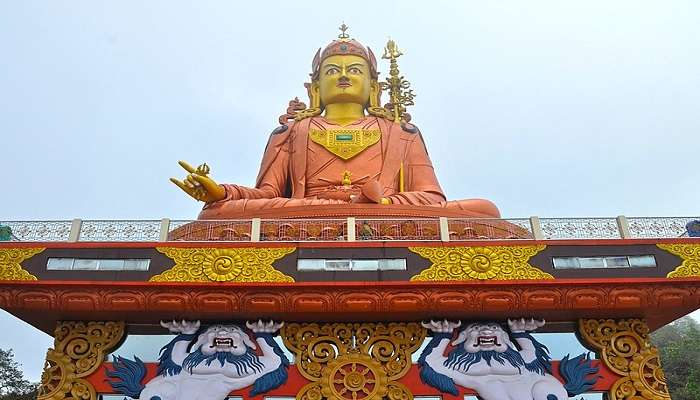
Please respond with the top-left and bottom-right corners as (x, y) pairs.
(0, 216), (698, 242)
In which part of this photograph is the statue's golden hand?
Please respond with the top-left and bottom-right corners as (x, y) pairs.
(170, 161), (226, 203)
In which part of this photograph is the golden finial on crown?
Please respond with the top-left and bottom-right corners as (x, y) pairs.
(338, 22), (350, 40)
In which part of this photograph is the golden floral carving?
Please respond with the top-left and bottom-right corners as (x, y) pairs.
(152, 247), (295, 283)
(409, 245), (551, 281)
(38, 321), (125, 400)
(578, 318), (670, 400)
(297, 382), (324, 400)
(658, 243), (700, 278)
(0, 247), (43, 281)
(282, 322), (425, 400)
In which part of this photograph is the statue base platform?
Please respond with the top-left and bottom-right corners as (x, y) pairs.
(201, 203), (499, 219)
(170, 204), (531, 241)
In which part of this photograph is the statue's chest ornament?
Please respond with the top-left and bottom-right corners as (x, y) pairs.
(309, 129), (381, 160)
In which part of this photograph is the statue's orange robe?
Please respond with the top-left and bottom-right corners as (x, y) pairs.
(199, 116), (499, 219)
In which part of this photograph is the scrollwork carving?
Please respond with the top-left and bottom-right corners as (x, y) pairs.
(0, 247), (43, 280)
(282, 322), (425, 400)
(153, 247), (295, 282)
(658, 243), (700, 278)
(410, 245), (551, 281)
(578, 318), (670, 400)
(38, 321), (125, 400)
(279, 97), (307, 124)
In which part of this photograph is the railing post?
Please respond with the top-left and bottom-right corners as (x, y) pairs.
(347, 217), (356, 242)
(530, 216), (544, 240)
(439, 217), (450, 242)
(159, 218), (171, 242)
(251, 218), (261, 242)
(68, 218), (82, 242)
(617, 215), (631, 239)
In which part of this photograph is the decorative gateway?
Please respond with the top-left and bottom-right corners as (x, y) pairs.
(106, 320), (289, 400)
(419, 319), (598, 400)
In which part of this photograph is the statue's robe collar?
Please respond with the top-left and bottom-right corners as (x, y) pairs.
(254, 115), (428, 199)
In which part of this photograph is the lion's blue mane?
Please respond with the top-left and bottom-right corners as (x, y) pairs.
(443, 341), (527, 372)
(182, 346), (265, 375)
(249, 332), (290, 396)
(107, 325), (291, 399)
(418, 332), (459, 395)
(511, 331), (553, 375)
(158, 326), (265, 376)
(157, 332), (196, 376)
(418, 326), (556, 396)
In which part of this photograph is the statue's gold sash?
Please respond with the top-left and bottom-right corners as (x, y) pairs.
(309, 129), (381, 160)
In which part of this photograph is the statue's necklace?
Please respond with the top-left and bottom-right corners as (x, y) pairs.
(309, 129), (381, 160)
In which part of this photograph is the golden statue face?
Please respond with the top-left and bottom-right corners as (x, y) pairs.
(319, 55), (371, 107)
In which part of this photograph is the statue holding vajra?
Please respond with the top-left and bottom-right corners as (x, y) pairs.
(171, 25), (500, 220)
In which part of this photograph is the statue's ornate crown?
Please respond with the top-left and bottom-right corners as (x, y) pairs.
(311, 24), (378, 80)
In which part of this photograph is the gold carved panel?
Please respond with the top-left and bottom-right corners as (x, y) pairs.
(579, 318), (670, 400)
(38, 321), (125, 400)
(410, 245), (551, 281)
(152, 247), (295, 283)
(658, 243), (700, 278)
(282, 322), (426, 400)
(309, 129), (381, 160)
(0, 247), (43, 281)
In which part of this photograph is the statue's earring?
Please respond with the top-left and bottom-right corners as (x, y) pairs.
(295, 81), (322, 121)
(368, 80), (380, 108)
(309, 81), (321, 109)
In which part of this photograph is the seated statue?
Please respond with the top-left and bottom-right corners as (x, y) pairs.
(171, 27), (500, 220)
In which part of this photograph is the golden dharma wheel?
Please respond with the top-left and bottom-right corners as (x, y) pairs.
(320, 353), (389, 400)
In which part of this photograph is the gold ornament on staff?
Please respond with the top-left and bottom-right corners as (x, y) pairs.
(380, 39), (415, 123)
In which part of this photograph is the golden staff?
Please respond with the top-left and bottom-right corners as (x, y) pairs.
(381, 39), (415, 123)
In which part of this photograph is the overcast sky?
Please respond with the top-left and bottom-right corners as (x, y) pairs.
(1, 1), (699, 382)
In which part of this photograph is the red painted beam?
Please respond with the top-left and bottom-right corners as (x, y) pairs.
(2, 278), (699, 333)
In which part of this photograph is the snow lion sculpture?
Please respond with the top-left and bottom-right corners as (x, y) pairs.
(418, 318), (598, 400)
(106, 320), (289, 400)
